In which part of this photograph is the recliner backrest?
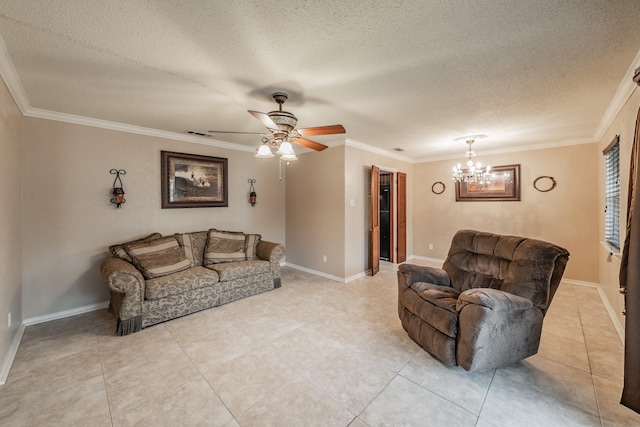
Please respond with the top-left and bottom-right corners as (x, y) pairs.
(442, 230), (569, 312)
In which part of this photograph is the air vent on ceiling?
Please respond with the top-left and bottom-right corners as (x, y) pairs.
(186, 130), (213, 138)
(392, 147), (405, 152)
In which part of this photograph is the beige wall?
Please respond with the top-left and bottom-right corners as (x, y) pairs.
(285, 146), (346, 278)
(0, 77), (22, 378)
(598, 89), (640, 330)
(412, 143), (600, 283)
(285, 143), (413, 279)
(344, 144), (413, 278)
(21, 118), (285, 319)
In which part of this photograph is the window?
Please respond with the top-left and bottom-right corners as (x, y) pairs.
(604, 135), (620, 249)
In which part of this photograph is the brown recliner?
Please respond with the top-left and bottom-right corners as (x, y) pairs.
(398, 229), (569, 371)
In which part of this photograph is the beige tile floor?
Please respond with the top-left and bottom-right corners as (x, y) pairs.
(2, 262), (640, 426)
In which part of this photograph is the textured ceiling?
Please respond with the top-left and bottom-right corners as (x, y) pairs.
(1, 0), (640, 161)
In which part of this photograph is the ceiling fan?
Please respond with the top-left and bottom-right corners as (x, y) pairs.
(207, 92), (346, 158)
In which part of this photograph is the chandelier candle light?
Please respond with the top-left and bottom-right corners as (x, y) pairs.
(451, 135), (494, 184)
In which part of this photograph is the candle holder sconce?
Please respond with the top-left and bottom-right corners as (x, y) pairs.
(248, 179), (257, 206)
(110, 169), (126, 208)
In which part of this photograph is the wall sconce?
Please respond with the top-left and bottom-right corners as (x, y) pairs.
(110, 169), (126, 208)
(248, 179), (257, 206)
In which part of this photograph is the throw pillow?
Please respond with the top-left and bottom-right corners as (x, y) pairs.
(125, 236), (191, 279)
(204, 229), (247, 264)
(245, 233), (262, 261)
(109, 232), (162, 263)
(174, 230), (208, 267)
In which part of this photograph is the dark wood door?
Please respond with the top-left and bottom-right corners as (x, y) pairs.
(397, 172), (407, 263)
(370, 165), (380, 276)
(389, 173), (395, 263)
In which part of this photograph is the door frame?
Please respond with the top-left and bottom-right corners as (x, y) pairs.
(369, 165), (406, 274)
(379, 170), (394, 262)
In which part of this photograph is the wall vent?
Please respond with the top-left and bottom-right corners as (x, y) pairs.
(185, 130), (213, 138)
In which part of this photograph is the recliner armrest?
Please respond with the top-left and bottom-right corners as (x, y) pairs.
(457, 288), (533, 312)
(397, 264), (451, 289)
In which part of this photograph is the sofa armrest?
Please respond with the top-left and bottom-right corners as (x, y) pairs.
(256, 240), (285, 288)
(256, 240), (285, 262)
(397, 264), (451, 289)
(101, 257), (145, 295)
(455, 287), (543, 371)
(100, 257), (145, 334)
(456, 288), (533, 312)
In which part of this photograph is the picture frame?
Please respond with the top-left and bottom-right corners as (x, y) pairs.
(161, 151), (228, 208)
(455, 164), (520, 202)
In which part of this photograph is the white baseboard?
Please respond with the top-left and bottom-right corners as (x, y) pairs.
(345, 271), (368, 283)
(23, 301), (109, 326)
(407, 255), (445, 266)
(561, 279), (624, 343)
(561, 278), (599, 288)
(284, 263), (347, 283)
(0, 323), (25, 386)
(1, 301), (109, 386)
(284, 263), (371, 283)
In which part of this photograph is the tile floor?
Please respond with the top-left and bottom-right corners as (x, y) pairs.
(1, 262), (640, 426)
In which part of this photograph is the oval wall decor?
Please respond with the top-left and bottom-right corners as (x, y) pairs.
(432, 181), (446, 194)
(533, 176), (557, 192)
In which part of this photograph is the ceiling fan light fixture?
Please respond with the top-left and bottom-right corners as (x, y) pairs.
(255, 143), (274, 158)
(276, 141), (296, 156)
(211, 91), (343, 160)
(280, 152), (298, 161)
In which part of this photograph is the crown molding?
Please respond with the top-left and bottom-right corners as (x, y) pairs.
(344, 138), (415, 163)
(594, 48), (640, 142)
(0, 36), (29, 114)
(1, 31), (636, 161)
(418, 137), (596, 163)
(0, 36), (255, 153)
(24, 107), (255, 152)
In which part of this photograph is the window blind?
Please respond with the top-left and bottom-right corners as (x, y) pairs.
(604, 136), (620, 249)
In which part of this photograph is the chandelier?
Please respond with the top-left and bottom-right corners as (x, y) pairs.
(451, 135), (493, 184)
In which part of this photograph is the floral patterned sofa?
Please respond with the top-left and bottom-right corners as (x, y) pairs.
(100, 229), (285, 335)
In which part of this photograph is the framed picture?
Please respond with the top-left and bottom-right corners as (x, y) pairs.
(161, 151), (228, 208)
(455, 164), (520, 202)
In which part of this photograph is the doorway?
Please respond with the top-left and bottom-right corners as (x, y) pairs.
(379, 172), (392, 261)
(369, 166), (407, 276)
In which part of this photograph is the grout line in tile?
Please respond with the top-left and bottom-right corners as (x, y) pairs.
(96, 327), (116, 427)
(164, 321), (238, 426)
(476, 367), (497, 419)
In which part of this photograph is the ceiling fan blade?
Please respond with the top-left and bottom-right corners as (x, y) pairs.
(296, 124), (346, 137)
(207, 130), (266, 135)
(291, 136), (328, 151)
(248, 110), (279, 131)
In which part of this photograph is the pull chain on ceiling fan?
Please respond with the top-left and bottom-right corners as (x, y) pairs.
(208, 92), (346, 159)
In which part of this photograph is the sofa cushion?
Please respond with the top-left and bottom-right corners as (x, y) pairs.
(109, 233), (162, 262)
(204, 229), (247, 264)
(403, 282), (461, 338)
(125, 236), (191, 279)
(174, 230), (208, 267)
(145, 266), (220, 300)
(245, 233), (261, 260)
(206, 260), (270, 281)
